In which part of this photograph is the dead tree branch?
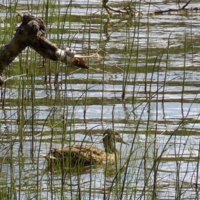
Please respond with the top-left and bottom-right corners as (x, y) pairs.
(154, 0), (200, 14)
(102, 0), (142, 16)
(0, 13), (89, 85)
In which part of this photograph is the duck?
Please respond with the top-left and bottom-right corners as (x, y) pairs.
(46, 129), (127, 167)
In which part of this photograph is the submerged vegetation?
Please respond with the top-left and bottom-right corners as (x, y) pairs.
(0, 0), (200, 199)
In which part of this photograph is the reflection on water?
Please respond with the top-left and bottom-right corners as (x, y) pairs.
(0, 0), (200, 199)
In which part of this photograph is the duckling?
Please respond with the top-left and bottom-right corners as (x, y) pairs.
(47, 129), (127, 167)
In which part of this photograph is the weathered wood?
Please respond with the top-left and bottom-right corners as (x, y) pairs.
(0, 13), (88, 85)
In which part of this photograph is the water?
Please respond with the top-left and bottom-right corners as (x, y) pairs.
(0, 0), (200, 199)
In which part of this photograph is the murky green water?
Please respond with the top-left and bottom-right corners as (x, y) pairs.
(0, 0), (200, 199)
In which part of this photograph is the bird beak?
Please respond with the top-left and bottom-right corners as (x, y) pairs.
(120, 139), (129, 145)
(114, 131), (129, 145)
(124, 140), (129, 145)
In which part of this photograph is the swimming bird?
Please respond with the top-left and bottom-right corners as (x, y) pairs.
(47, 129), (127, 167)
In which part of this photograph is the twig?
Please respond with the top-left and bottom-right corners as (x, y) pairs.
(89, 67), (113, 78)
(154, 0), (199, 14)
(182, 0), (192, 9)
(102, 0), (142, 16)
(4, 74), (27, 82)
(74, 49), (101, 59)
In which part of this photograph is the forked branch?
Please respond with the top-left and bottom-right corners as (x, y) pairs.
(0, 13), (95, 85)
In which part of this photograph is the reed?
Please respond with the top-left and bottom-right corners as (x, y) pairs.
(0, 1), (199, 199)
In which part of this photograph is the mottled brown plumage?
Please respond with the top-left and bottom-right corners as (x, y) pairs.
(49, 129), (127, 167)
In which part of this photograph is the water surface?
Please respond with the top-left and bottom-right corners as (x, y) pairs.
(0, 0), (200, 199)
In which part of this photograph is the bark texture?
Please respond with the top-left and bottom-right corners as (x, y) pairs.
(0, 13), (88, 85)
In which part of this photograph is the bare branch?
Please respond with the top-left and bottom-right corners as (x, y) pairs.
(0, 13), (90, 85)
(154, 0), (199, 14)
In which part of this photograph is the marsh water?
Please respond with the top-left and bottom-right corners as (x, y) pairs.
(1, 0), (200, 199)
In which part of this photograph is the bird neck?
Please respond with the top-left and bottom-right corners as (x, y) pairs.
(103, 137), (118, 154)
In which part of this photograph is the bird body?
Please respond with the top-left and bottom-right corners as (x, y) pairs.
(45, 129), (127, 168)
(51, 144), (118, 166)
